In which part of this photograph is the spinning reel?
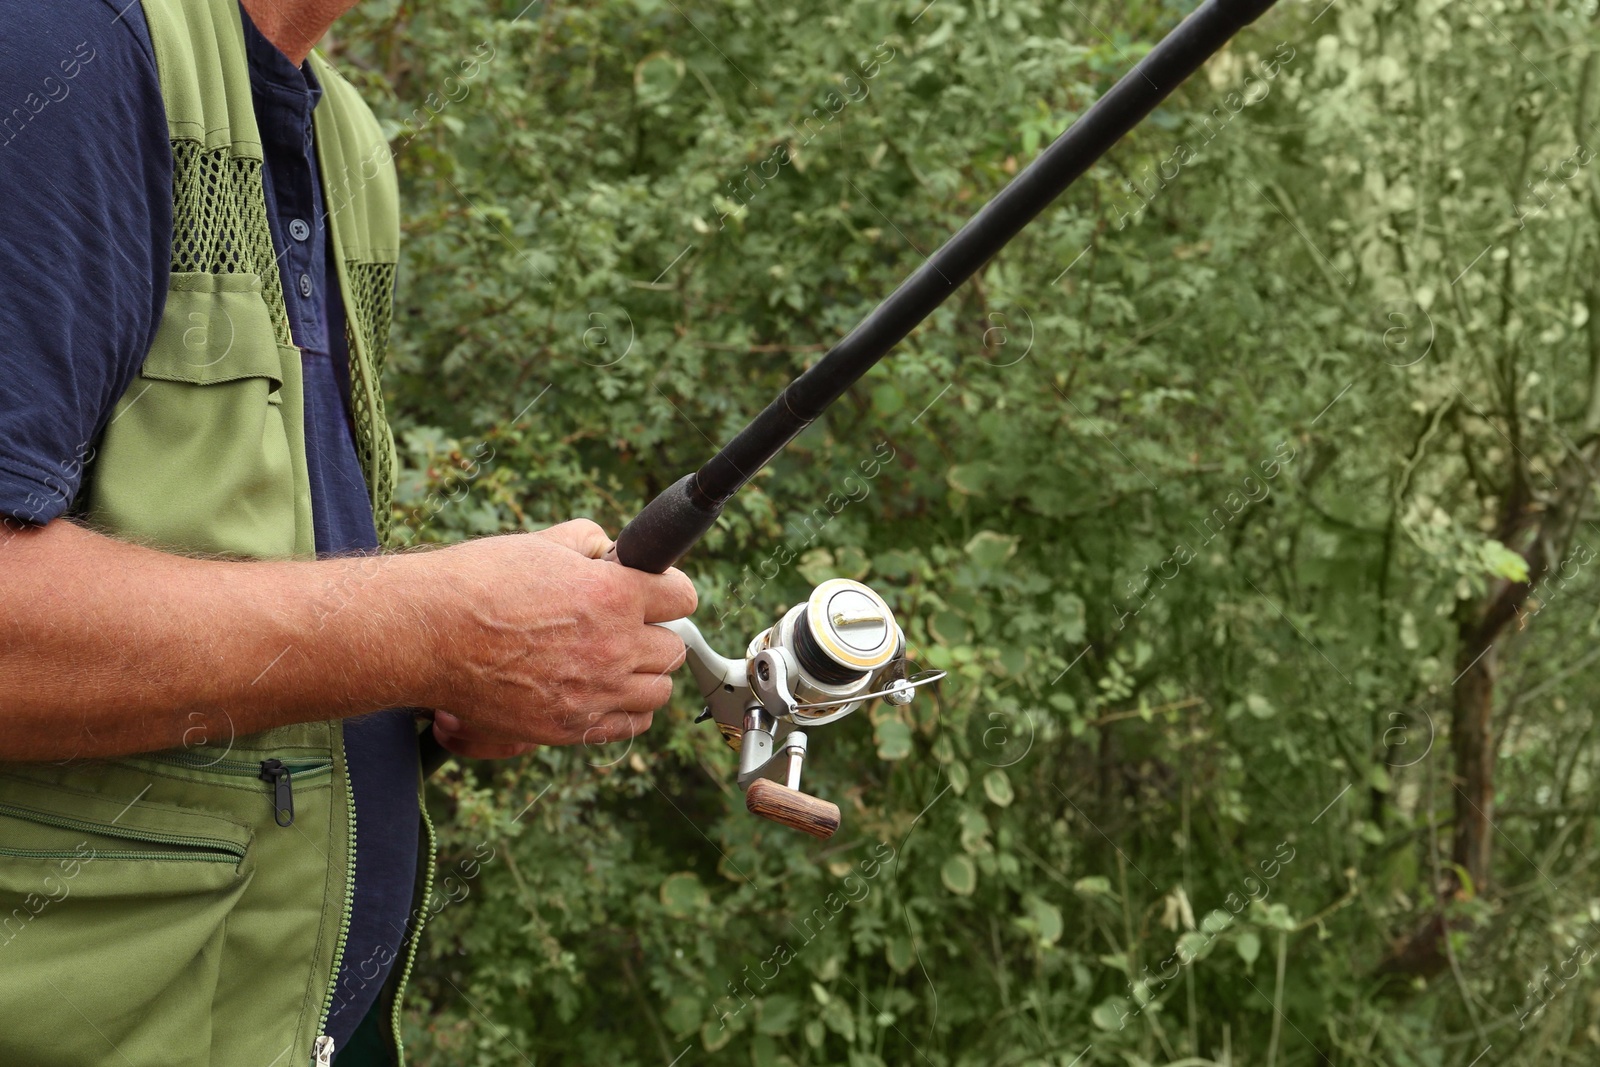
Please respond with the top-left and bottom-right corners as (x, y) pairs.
(660, 578), (943, 839)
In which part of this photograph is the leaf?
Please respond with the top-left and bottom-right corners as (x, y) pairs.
(834, 543), (871, 580)
(702, 1018), (735, 1053)
(964, 530), (1019, 569)
(1073, 875), (1113, 898)
(664, 997), (702, 1036)
(1451, 863), (1478, 901)
(1028, 896), (1064, 946)
(1177, 930), (1211, 962)
(632, 50), (685, 106)
(1055, 593), (1088, 644)
(1090, 998), (1129, 1031)
(1480, 539), (1530, 582)
(885, 937), (914, 974)
(928, 610), (969, 645)
(1246, 693), (1276, 719)
(946, 463), (993, 495)
(941, 854), (978, 896)
(1399, 610), (1419, 651)
(959, 807), (993, 854)
(1098, 952), (1129, 975)
(875, 719), (913, 761)
(659, 872), (707, 918)
(757, 994), (800, 1035)
(822, 998), (856, 1041)
(797, 548), (836, 587)
(1236, 930), (1262, 970)
(982, 769), (1015, 807)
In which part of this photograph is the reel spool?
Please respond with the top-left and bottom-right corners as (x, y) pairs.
(664, 578), (943, 839)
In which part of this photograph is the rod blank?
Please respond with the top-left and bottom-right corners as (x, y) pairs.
(613, 0), (1278, 574)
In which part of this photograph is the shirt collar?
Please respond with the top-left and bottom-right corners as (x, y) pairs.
(238, 0), (324, 111)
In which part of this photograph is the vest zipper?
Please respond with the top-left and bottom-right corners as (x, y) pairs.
(312, 1034), (334, 1066)
(259, 759), (295, 827)
(315, 727), (358, 1055)
(387, 799), (437, 1062)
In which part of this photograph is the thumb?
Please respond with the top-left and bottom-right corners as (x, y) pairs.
(540, 518), (613, 559)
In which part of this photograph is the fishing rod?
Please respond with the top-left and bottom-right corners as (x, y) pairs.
(610, 0), (1277, 573)
(424, 0), (1280, 836)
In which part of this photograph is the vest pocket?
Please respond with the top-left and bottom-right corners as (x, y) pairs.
(0, 772), (255, 1067)
(140, 273), (285, 390)
(103, 735), (353, 1063)
(85, 271), (303, 559)
(0, 799), (248, 864)
(125, 751), (334, 828)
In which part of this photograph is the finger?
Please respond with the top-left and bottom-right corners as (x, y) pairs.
(540, 518), (612, 559)
(634, 626), (688, 676)
(637, 567), (699, 622)
(616, 671), (676, 714)
(444, 738), (533, 760)
(433, 721), (535, 760)
(434, 710), (532, 750)
(579, 708), (655, 746)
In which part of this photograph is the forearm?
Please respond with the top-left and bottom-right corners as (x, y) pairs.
(0, 519), (439, 761)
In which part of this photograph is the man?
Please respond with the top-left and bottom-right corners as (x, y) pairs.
(0, 1), (695, 1064)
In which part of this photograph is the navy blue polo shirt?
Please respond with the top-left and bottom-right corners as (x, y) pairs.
(0, 1), (418, 1052)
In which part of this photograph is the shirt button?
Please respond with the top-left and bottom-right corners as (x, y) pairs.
(298, 273), (313, 298)
(289, 218), (311, 241)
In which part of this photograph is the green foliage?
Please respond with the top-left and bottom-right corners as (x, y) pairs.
(328, 0), (1600, 1064)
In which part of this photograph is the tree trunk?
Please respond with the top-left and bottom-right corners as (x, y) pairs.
(1450, 626), (1497, 891)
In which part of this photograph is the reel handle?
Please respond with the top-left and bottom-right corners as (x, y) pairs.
(745, 778), (841, 840)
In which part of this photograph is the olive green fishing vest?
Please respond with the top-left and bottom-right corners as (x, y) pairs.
(0, 1), (432, 1065)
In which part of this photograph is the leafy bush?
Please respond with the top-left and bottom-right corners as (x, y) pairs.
(330, 1), (1600, 1063)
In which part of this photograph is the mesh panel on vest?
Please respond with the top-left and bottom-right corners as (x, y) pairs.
(344, 259), (397, 542)
(170, 138), (398, 544)
(346, 261), (396, 375)
(169, 139), (293, 347)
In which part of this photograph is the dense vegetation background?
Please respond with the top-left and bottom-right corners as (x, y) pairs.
(328, 1), (1600, 1063)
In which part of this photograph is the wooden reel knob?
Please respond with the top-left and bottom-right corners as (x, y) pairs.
(745, 778), (841, 840)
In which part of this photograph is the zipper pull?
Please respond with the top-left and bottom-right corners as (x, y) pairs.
(312, 1034), (335, 1066)
(260, 759), (295, 827)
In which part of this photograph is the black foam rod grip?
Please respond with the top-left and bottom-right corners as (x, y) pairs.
(609, 474), (723, 574)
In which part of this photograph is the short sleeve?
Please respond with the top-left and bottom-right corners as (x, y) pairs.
(0, 0), (172, 523)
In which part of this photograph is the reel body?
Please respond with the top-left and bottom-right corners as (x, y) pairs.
(662, 578), (942, 839)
